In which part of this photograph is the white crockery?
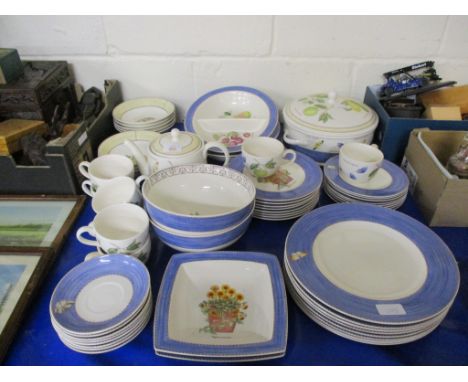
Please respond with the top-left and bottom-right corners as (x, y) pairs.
(339, 143), (384, 184)
(125, 128), (230, 176)
(76, 203), (149, 255)
(79, 154), (135, 193)
(89, 176), (142, 213)
(242, 137), (296, 179)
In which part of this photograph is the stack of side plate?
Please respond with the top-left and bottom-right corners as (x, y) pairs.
(50, 255), (152, 354)
(284, 204), (460, 345)
(113, 98), (176, 133)
(323, 156), (409, 209)
(228, 152), (322, 221)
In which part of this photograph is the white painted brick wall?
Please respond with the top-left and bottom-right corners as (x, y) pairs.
(1, 15), (468, 119)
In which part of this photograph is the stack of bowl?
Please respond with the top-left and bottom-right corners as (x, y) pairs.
(140, 164), (256, 252)
(113, 98), (176, 133)
(184, 86), (280, 162)
(282, 92), (379, 165)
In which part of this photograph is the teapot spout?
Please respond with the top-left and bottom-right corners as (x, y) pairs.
(124, 139), (150, 176)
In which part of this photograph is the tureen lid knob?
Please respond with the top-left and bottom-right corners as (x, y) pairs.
(327, 90), (337, 105)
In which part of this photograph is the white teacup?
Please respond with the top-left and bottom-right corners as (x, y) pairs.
(242, 137), (296, 179)
(339, 143), (384, 184)
(79, 154), (135, 194)
(88, 176), (143, 213)
(76, 203), (149, 256)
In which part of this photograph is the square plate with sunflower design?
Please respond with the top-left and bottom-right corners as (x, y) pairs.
(153, 251), (287, 361)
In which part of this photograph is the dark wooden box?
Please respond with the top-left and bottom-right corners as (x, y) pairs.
(0, 61), (76, 124)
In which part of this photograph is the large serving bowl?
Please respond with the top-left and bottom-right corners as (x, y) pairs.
(141, 164), (256, 232)
(184, 86), (279, 153)
(150, 213), (253, 252)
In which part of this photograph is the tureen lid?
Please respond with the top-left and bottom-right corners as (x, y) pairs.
(285, 91), (378, 133)
(149, 128), (202, 156)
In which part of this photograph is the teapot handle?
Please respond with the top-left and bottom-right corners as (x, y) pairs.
(203, 142), (230, 166)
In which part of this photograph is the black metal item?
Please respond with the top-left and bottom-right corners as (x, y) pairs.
(383, 98), (425, 118)
(20, 132), (48, 166)
(75, 87), (104, 124)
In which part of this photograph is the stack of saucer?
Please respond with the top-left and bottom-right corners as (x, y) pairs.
(323, 156), (409, 209)
(50, 255), (152, 354)
(228, 152), (322, 221)
(113, 98), (176, 133)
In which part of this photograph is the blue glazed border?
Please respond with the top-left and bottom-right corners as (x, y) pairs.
(228, 152), (322, 201)
(324, 156), (409, 198)
(285, 204), (460, 324)
(184, 86), (279, 154)
(154, 251), (288, 357)
(151, 216), (252, 250)
(51, 255), (150, 333)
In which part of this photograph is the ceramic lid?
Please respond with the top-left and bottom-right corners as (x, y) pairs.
(149, 128), (202, 157)
(285, 91), (378, 133)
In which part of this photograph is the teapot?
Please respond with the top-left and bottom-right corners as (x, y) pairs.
(124, 128), (230, 176)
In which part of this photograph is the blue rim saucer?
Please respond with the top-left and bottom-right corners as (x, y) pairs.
(153, 251), (287, 358)
(228, 152), (322, 202)
(324, 156), (409, 198)
(50, 255), (150, 334)
(285, 204), (460, 324)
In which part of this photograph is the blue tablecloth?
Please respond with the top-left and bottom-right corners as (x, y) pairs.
(4, 192), (468, 365)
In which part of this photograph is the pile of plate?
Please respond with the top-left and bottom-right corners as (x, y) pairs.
(113, 98), (176, 133)
(50, 255), (152, 354)
(228, 152), (322, 221)
(284, 204), (460, 345)
(282, 92), (378, 165)
(184, 86), (280, 161)
(153, 251), (288, 362)
(323, 156), (409, 209)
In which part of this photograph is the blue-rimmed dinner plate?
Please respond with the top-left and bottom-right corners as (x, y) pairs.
(285, 204), (459, 325)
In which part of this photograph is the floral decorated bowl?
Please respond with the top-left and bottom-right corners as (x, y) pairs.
(141, 164), (256, 232)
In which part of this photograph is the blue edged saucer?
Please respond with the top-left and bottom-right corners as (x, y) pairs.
(285, 204), (460, 324)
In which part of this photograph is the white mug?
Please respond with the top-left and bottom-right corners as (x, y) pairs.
(79, 154), (135, 192)
(90, 176), (143, 213)
(339, 142), (384, 184)
(242, 137), (296, 179)
(76, 203), (149, 255)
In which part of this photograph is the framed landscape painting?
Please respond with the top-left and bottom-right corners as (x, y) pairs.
(0, 249), (51, 362)
(0, 195), (85, 252)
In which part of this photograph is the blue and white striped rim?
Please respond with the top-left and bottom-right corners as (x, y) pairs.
(50, 255), (150, 334)
(228, 152), (322, 202)
(184, 86), (279, 154)
(285, 204), (460, 324)
(324, 156), (409, 198)
(154, 251), (288, 357)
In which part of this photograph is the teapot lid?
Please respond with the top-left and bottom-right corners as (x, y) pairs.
(149, 128), (202, 156)
(285, 91), (378, 133)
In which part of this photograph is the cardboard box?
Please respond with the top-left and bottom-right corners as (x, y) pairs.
(424, 105), (462, 120)
(364, 85), (468, 164)
(401, 129), (468, 227)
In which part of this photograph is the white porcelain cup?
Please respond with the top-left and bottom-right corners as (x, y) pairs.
(76, 203), (149, 255)
(79, 154), (135, 193)
(339, 142), (384, 184)
(242, 137), (296, 179)
(89, 176), (143, 213)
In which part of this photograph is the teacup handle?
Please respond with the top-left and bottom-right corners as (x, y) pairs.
(135, 175), (148, 191)
(82, 180), (96, 197)
(281, 149), (297, 166)
(203, 142), (230, 166)
(76, 224), (98, 247)
(78, 161), (91, 179)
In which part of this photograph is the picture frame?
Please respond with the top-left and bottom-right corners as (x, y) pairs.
(0, 248), (52, 362)
(0, 195), (85, 254)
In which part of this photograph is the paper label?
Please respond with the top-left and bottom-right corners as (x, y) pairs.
(401, 156), (418, 195)
(376, 304), (406, 316)
(78, 131), (88, 147)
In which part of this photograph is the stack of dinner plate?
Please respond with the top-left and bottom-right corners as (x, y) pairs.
(323, 156), (409, 209)
(184, 86), (280, 162)
(284, 204), (460, 345)
(113, 98), (176, 133)
(228, 152), (322, 221)
(50, 255), (152, 354)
